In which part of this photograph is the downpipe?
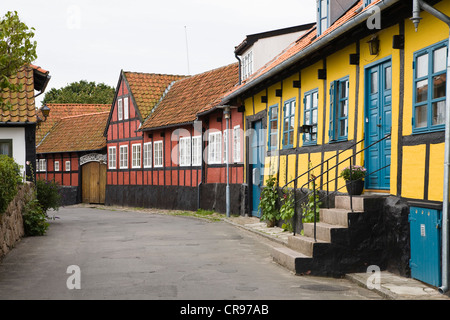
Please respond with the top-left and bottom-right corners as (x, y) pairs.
(412, 0), (450, 295)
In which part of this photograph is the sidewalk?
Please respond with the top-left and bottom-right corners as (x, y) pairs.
(223, 215), (450, 300)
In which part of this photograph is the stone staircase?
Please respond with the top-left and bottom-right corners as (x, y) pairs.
(271, 195), (384, 277)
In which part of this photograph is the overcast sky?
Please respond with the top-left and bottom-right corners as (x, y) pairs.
(1, 1), (317, 106)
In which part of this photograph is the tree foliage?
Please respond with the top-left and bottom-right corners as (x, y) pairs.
(42, 80), (115, 105)
(0, 11), (37, 108)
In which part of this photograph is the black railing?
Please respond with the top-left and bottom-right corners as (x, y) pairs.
(280, 133), (391, 239)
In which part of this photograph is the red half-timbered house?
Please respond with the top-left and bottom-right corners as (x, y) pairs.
(104, 70), (187, 207)
(106, 63), (244, 214)
(36, 111), (109, 205)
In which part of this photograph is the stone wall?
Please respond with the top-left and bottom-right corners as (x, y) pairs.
(0, 182), (33, 259)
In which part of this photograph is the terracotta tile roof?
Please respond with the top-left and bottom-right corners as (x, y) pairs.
(36, 111), (109, 154)
(36, 103), (110, 145)
(140, 63), (239, 130)
(123, 72), (188, 119)
(222, 0), (377, 101)
(0, 65), (37, 123)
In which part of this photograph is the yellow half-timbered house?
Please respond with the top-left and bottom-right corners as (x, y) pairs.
(222, 0), (450, 291)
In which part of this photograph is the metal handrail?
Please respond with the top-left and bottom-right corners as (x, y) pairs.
(283, 133), (391, 239)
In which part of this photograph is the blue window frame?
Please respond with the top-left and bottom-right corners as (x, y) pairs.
(282, 98), (296, 148)
(329, 77), (349, 142)
(413, 40), (447, 133)
(317, 0), (329, 36)
(364, 0), (374, 6)
(268, 104), (278, 150)
(303, 89), (319, 145)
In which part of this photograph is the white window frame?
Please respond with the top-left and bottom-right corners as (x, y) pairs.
(179, 136), (191, 167)
(143, 142), (152, 168)
(154, 141), (163, 168)
(119, 145), (128, 169)
(108, 146), (116, 169)
(208, 131), (222, 164)
(118, 98), (123, 121)
(39, 159), (46, 172)
(233, 125), (241, 163)
(192, 136), (202, 166)
(124, 96), (129, 120)
(132, 143), (141, 168)
(223, 129), (229, 164)
(65, 160), (71, 172)
(242, 51), (253, 80)
(54, 161), (60, 172)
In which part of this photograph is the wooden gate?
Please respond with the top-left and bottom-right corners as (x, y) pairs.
(82, 162), (106, 204)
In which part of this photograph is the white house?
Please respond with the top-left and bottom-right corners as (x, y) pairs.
(0, 64), (50, 180)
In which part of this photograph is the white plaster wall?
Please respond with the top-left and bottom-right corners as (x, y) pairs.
(242, 31), (307, 73)
(0, 127), (26, 178)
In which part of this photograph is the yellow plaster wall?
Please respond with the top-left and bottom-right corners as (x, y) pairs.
(402, 145), (426, 199)
(428, 143), (445, 202)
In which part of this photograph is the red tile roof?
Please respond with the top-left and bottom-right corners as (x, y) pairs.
(36, 103), (110, 145)
(140, 63), (239, 130)
(0, 65), (38, 123)
(36, 111), (109, 154)
(122, 72), (188, 119)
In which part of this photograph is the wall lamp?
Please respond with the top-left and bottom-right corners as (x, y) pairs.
(299, 124), (313, 134)
(36, 104), (50, 128)
(367, 36), (380, 55)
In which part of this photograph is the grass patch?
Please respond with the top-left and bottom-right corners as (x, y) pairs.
(167, 209), (223, 222)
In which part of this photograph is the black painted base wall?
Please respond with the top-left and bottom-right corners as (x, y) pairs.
(58, 186), (79, 206)
(105, 183), (244, 215)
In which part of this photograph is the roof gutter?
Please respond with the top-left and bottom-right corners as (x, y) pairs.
(221, 0), (400, 104)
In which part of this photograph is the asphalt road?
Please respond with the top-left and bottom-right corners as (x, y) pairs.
(0, 206), (381, 300)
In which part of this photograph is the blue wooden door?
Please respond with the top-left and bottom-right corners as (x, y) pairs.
(251, 120), (264, 217)
(365, 60), (392, 189)
(409, 207), (441, 287)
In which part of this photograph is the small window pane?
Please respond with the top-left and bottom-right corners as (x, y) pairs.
(415, 105), (428, 128)
(371, 71), (378, 93)
(312, 92), (318, 107)
(270, 135), (277, 148)
(433, 74), (446, 99)
(433, 47), (447, 73)
(340, 100), (348, 117)
(270, 107), (278, 120)
(305, 111), (310, 124)
(417, 53), (429, 78)
(416, 79), (428, 103)
(432, 101), (446, 125)
(320, 0), (327, 18)
(284, 118), (289, 131)
(385, 66), (392, 90)
(312, 109), (318, 124)
(340, 119), (347, 137)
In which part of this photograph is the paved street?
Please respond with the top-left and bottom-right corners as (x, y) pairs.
(0, 206), (381, 300)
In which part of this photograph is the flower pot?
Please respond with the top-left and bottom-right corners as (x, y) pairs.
(345, 180), (364, 196)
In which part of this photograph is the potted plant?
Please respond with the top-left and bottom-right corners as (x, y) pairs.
(339, 165), (366, 195)
(258, 176), (279, 227)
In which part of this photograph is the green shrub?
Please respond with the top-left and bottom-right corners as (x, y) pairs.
(0, 155), (22, 214)
(22, 198), (49, 236)
(279, 188), (295, 232)
(35, 179), (61, 213)
(258, 176), (280, 226)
